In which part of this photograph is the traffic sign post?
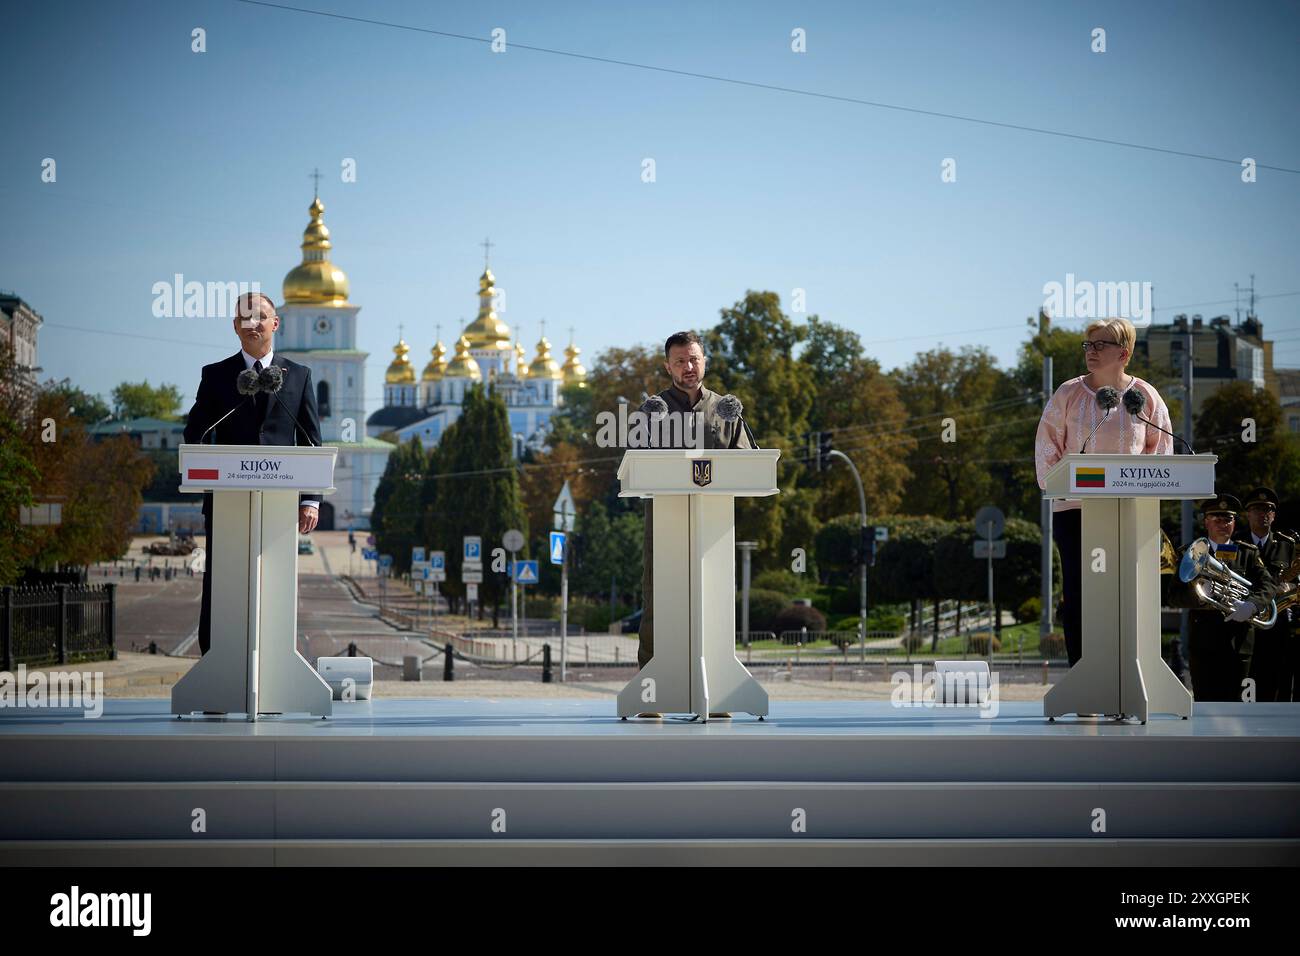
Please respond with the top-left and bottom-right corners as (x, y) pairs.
(552, 488), (574, 682)
(503, 529), (524, 654)
(974, 506), (1006, 669)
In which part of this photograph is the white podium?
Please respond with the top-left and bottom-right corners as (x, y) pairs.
(616, 449), (781, 721)
(1042, 453), (1216, 722)
(171, 443), (337, 720)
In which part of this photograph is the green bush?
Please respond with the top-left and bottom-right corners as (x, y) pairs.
(738, 588), (789, 631)
(773, 604), (828, 641)
(1040, 632), (1067, 659)
(568, 601), (634, 632)
(966, 633), (1002, 655)
(751, 569), (804, 597)
(1016, 597), (1042, 624)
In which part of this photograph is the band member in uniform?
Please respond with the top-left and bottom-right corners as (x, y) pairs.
(1034, 317), (1174, 667)
(1235, 487), (1298, 701)
(1163, 495), (1279, 702)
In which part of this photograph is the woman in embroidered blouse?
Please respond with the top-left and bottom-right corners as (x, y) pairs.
(1035, 317), (1174, 667)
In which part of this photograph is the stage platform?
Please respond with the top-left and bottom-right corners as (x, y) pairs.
(1, 698), (1297, 866)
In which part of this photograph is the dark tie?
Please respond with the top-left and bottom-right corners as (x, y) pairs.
(253, 360), (269, 423)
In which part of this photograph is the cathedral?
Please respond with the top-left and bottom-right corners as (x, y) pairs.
(274, 194), (393, 531)
(366, 259), (588, 455)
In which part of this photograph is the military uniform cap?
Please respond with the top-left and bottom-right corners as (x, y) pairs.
(1201, 494), (1241, 517)
(1242, 487), (1278, 510)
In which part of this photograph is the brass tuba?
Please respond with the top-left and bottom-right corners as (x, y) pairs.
(1273, 553), (1300, 615)
(1178, 538), (1277, 628)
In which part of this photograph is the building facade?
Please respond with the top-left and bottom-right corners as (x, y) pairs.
(1135, 312), (1279, 416)
(367, 263), (587, 457)
(0, 291), (43, 390)
(274, 195), (392, 530)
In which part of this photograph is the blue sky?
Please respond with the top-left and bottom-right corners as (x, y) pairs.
(3, 0), (1298, 420)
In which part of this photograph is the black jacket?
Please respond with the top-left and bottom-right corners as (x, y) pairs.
(183, 351), (323, 510)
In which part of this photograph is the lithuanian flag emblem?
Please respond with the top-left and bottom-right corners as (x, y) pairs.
(1075, 466), (1106, 488)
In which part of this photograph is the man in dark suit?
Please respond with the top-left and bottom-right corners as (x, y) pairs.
(182, 292), (322, 655)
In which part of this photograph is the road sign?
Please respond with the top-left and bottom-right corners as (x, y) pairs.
(412, 546), (425, 564)
(512, 560), (539, 584)
(380, 554), (393, 568)
(874, 526), (889, 542)
(463, 536), (481, 562)
(974, 540), (1007, 559)
(362, 548), (377, 560)
(553, 481), (576, 531)
(366, 534), (375, 546)
(549, 531), (566, 565)
(503, 528), (525, 552)
(430, 551), (445, 570)
(461, 567), (483, 583)
(974, 506), (1005, 540)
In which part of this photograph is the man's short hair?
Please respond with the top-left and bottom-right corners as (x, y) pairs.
(234, 291), (278, 318)
(664, 330), (702, 358)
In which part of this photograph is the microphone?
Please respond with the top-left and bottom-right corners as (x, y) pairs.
(198, 370), (260, 443)
(1122, 387), (1196, 454)
(260, 365), (319, 448)
(716, 393), (759, 449)
(640, 395), (668, 417)
(1078, 386), (1119, 453)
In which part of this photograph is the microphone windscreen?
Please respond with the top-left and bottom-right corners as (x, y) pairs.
(1095, 386), (1120, 410)
(237, 369), (260, 395)
(1122, 387), (1146, 415)
(258, 366), (285, 392)
(640, 395), (668, 416)
(716, 394), (743, 422)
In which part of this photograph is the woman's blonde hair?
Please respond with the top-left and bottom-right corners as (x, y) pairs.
(1084, 318), (1136, 365)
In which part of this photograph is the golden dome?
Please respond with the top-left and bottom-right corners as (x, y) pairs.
(444, 336), (482, 380)
(422, 341), (448, 381)
(385, 339), (415, 384)
(529, 336), (564, 380)
(283, 196), (350, 305)
(461, 268), (512, 349)
(562, 342), (587, 387)
(515, 342), (528, 378)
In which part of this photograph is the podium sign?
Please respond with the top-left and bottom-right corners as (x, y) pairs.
(1042, 453), (1215, 722)
(1060, 457), (1216, 497)
(173, 443), (337, 719)
(616, 449), (780, 721)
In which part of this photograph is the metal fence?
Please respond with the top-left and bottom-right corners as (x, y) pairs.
(1, 584), (117, 669)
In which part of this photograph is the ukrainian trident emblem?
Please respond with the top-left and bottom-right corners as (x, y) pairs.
(692, 458), (713, 487)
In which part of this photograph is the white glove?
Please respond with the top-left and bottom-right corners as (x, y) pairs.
(1228, 599), (1257, 623)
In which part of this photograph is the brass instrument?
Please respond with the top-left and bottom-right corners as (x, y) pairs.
(1178, 538), (1277, 629)
(1159, 529), (1177, 574)
(1273, 552), (1300, 614)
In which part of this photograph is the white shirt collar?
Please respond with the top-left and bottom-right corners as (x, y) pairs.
(240, 348), (274, 369)
(1253, 532), (1269, 548)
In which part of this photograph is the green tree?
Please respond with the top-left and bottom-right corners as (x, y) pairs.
(371, 437), (428, 576)
(801, 317), (914, 524)
(43, 380), (111, 425)
(429, 384), (527, 624)
(704, 291), (814, 553)
(112, 380), (184, 420)
(571, 500), (644, 606)
(894, 346), (1026, 519)
(0, 414), (38, 585)
(1195, 382), (1300, 504)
